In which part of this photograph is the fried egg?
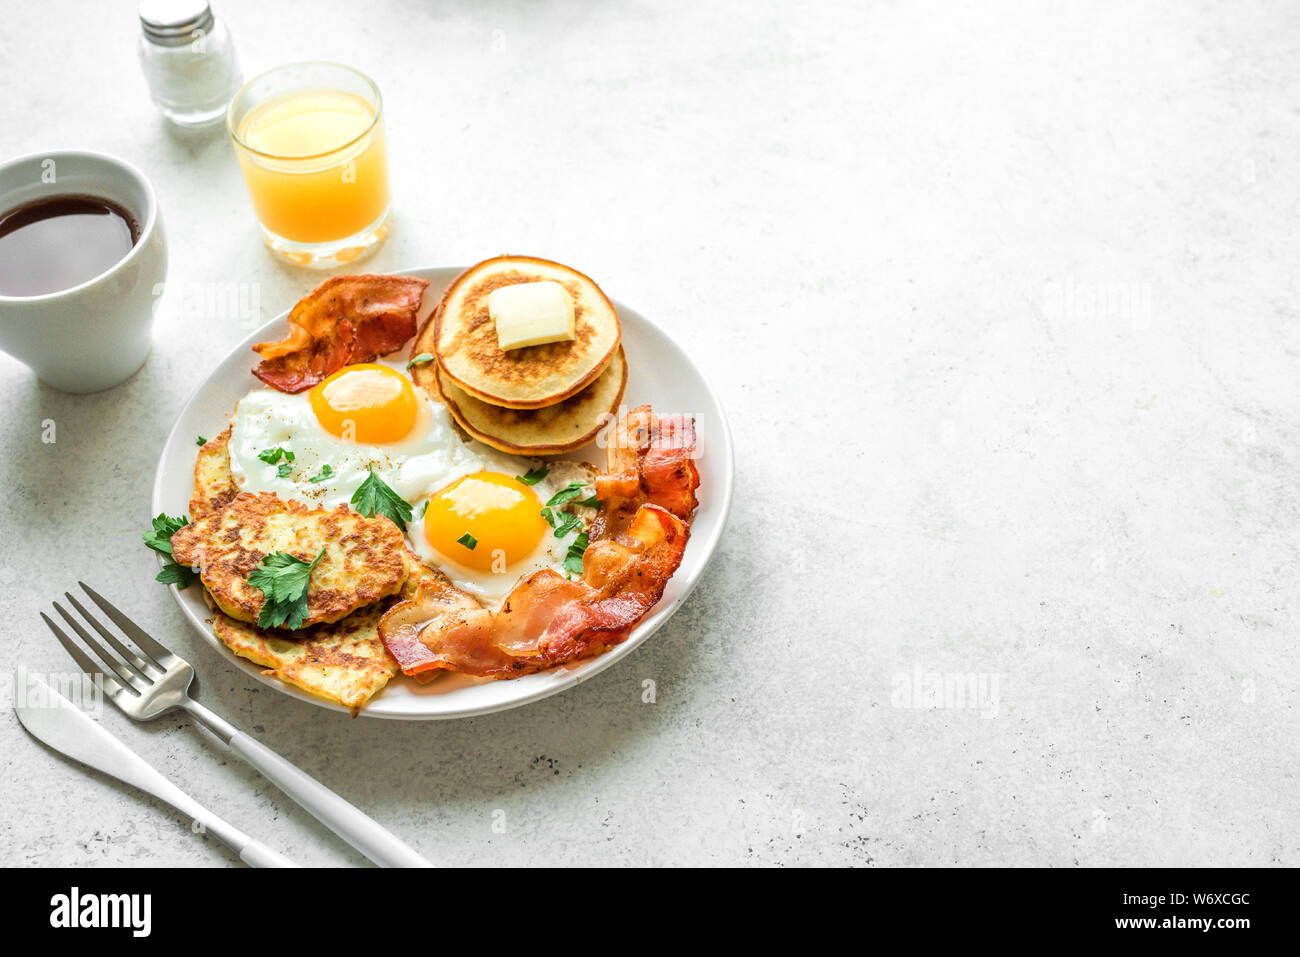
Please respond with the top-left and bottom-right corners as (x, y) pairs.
(228, 362), (597, 607)
(406, 463), (595, 605)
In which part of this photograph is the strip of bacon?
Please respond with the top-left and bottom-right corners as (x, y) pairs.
(252, 274), (429, 393)
(377, 572), (482, 677)
(379, 506), (688, 678)
(591, 405), (700, 541)
(378, 405), (700, 679)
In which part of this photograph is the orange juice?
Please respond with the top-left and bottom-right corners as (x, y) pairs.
(233, 88), (389, 248)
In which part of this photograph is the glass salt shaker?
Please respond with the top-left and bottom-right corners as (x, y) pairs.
(138, 0), (241, 128)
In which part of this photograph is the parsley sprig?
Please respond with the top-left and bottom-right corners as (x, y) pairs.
(457, 532), (478, 550)
(351, 466), (413, 531)
(142, 513), (196, 589)
(516, 464), (549, 486)
(564, 532), (590, 578)
(156, 562), (197, 587)
(308, 464), (335, 483)
(540, 482), (600, 538)
(258, 447), (294, 465)
(143, 513), (187, 555)
(406, 352), (434, 370)
(544, 482), (586, 508)
(543, 508), (583, 538)
(248, 548), (325, 630)
(545, 482), (601, 510)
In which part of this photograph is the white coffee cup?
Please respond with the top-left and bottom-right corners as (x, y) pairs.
(0, 149), (167, 392)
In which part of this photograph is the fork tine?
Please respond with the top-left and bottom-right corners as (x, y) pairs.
(41, 612), (128, 700)
(63, 591), (157, 681)
(78, 582), (182, 668)
(52, 601), (143, 695)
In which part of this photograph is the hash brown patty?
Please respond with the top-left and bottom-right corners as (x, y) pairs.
(206, 551), (448, 709)
(190, 428), (239, 520)
(171, 492), (409, 627)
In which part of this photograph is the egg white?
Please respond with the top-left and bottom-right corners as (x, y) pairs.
(227, 375), (597, 608)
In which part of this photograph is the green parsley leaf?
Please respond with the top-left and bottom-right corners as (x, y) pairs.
(539, 482), (588, 537)
(248, 548), (326, 630)
(541, 506), (581, 536)
(276, 462), (293, 478)
(142, 513), (189, 557)
(351, 466), (413, 531)
(574, 495), (602, 509)
(516, 464), (549, 486)
(258, 447), (290, 465)
(406, 352), (434, 370)
(551, 511), (582, 538)
(155, 561), (196, 589)
(564, 532), (589, 577)
(144, 513), (195, 589)
(545, 482), (587, 508)
(457, 532), (478, 550)
(418, 499), (429, 519)
(196, 435), (207, 446)
(308, 464), (335, 483)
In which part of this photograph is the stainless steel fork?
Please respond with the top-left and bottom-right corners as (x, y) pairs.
(44, 582), (432, 868)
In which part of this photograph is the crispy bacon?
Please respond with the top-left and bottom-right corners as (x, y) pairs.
(379, 506), (688, 678)
(252, 274), (429, 393)
(591, 405), (700, 541)
(378, 573), (482, 677)
(378, 405), (701, 680)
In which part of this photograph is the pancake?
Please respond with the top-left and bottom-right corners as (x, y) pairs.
(419, 256), (621, 409)
(433, 347), (627, 454)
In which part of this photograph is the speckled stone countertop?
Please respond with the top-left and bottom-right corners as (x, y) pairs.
(1, 0), (1296, 866)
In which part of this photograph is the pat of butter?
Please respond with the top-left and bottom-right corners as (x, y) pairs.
(488, 281), (576, 350)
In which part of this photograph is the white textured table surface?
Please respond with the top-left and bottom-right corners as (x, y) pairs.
(2, 0), (1297, 867)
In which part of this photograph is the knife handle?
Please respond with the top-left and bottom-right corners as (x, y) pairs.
(225, 729), (432, 868)
(239, 839), (299, 868)
(174, 794), (300, 868)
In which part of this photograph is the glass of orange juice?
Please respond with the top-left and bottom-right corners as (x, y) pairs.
(227, 62), (390, 268)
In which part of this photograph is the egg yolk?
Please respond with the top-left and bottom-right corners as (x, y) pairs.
(309, 363), (417, 443)
(423, 472), (546, 573)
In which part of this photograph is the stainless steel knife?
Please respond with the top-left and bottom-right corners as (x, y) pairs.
(14, 676), (298, 867)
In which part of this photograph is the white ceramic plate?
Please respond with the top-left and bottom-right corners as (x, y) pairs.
(151, 266), (733, 720)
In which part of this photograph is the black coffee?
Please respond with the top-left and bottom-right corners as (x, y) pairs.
(0, 194), (139, 297)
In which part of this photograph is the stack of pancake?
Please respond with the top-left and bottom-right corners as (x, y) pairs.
(410, 256), (627, 454)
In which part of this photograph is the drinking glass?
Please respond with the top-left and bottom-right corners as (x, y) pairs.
(227, 62), (390, 268)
